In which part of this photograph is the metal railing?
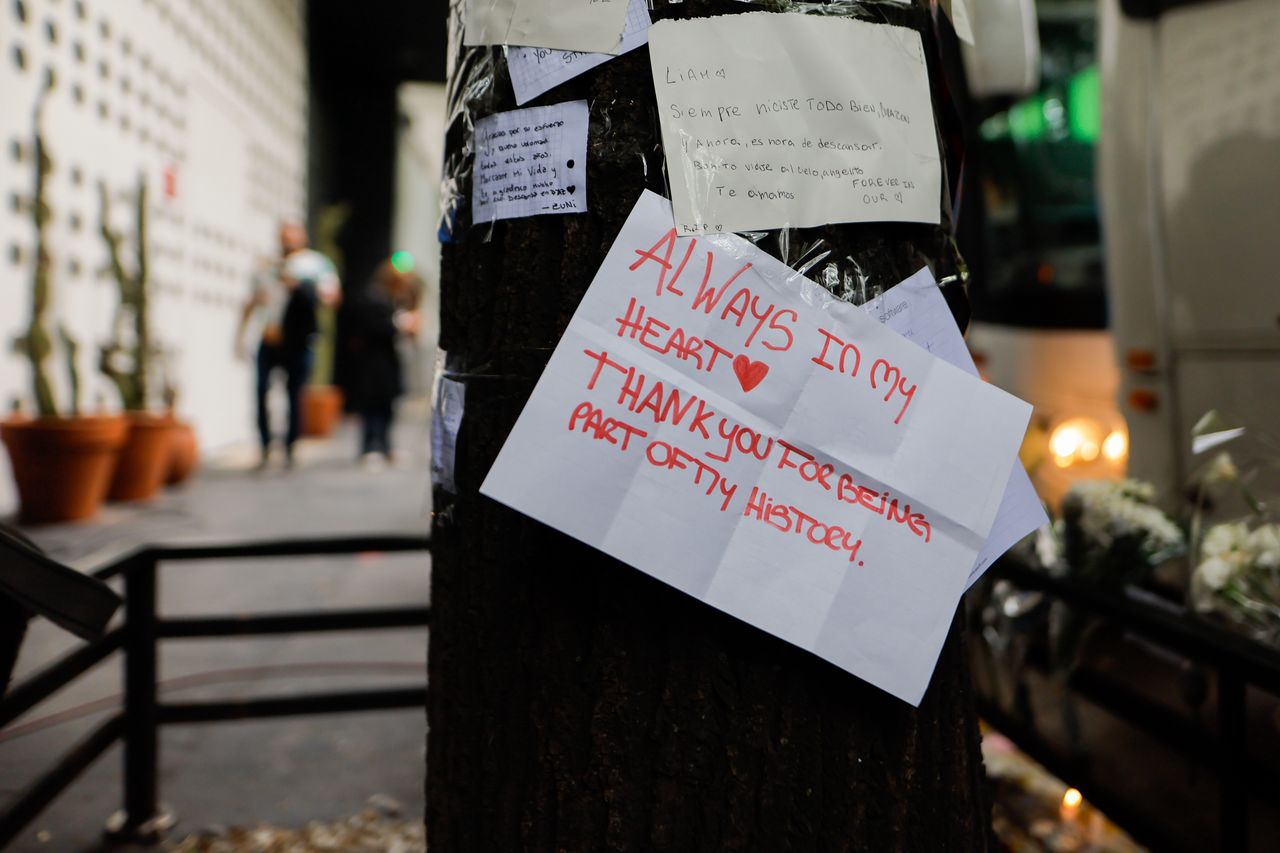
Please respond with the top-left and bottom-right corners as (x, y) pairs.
(0, 533), (431, 848)
(977, 556), (1280, 853)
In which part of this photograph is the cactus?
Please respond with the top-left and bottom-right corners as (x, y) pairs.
(11, 73), (80, 418)
(308, 202), (350, 386)
(97, 175), (153, 411)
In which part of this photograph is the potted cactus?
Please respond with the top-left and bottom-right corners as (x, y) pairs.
(1, 75), (127, 524)
(97, 175), (175, 502)
(301, 203), (349, 437)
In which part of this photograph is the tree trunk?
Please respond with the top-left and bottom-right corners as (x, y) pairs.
(0, 598), (28, 697)
(428, 3), (991, 849)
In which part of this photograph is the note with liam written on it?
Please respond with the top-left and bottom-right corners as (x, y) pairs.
(482, 190), (1033, 705)
(649, 12), (941, 234)
(866, 269), (1048, 589)
(465, 0), (630, 54)
(507, 0), (651, 105)
(472, 101), (588, 224)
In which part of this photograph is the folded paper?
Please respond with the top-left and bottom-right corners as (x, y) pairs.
(482, 191), (1031, 704)
(507, 0), (651, 105)
(465, 0), (630, 54)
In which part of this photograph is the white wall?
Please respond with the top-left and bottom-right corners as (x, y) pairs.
(1, 0), (308, 512)
(393, 81), (447, 398)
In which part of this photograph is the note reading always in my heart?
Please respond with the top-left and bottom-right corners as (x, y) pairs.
(482, 191), (1033, 705)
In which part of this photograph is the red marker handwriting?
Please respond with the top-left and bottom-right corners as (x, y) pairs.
(811, 327), (918, 425)
(732, 355), (769, 392)
(743, 487), (864, 564)
(583, 349), (716, 440)
(629, 228), (795, 352)
(567, 401), (649, 452)
(645, 439), (738, 512)
(614, 297), (732, 374)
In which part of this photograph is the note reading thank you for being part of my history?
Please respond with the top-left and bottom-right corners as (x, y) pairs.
(649, 12), (942, 234)
(481, 190), (1033, 705)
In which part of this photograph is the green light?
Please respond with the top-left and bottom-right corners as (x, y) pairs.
(1008, 96), (1048, 142)
(1067, 65), (1101, 143)
(390, 251), (415, 274)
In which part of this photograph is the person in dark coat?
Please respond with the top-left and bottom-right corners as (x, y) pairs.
(346, 259), (421, 466)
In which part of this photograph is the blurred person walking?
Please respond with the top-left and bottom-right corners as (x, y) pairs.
(236, 221), (340, 469)
(346, 258), (421, 469)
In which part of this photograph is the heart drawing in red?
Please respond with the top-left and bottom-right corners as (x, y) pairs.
(732, 355), (769, 393)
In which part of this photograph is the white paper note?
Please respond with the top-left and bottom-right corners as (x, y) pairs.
(648, 13), (942, 234)
(472, 101), (588, 224)
(507, 0), (651, 105)
(946, 0), (975, 46)
(465, 0), (630, 54)
(866, 270), (1047, 588)
(432, 376), (467, 494)
(481, 191), (1032, 705)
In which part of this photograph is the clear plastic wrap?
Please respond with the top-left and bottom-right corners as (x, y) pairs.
(440, 0), (967, 311)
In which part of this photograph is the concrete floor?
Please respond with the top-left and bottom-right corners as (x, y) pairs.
(1, 403), (433, 852)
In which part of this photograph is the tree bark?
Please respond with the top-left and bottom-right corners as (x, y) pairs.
(429, 3), (991, 849)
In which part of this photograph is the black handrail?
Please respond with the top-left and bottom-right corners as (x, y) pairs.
(0, 532), (431, 849)
(982, 555), (1280, 852)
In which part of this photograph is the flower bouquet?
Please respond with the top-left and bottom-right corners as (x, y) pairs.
(1191, 521), (1280, 646)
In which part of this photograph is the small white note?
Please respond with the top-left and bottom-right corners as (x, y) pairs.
(465, 0), (630, 54)
(946, 0), (975, 46)
(472, 101), (588, 224)
(507, 0), (651, 105)
(432, 376), (466, 494)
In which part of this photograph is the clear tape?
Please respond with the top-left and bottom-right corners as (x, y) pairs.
(441, 0), (965, 312)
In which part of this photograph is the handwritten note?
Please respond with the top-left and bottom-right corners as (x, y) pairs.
(472, 101), (588, 224)
(648, 13), (942, 234)
(465, 0), (630, 54)
(866, 270), (1047, 588)
(507, 0), (651, 105)
(481, 191), (1032, 705)
(432, 376), (466, 494)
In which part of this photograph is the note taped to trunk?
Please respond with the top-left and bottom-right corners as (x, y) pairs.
(471, 101), (588, 224)
(464, 0), (630, 54)
(481, 191), (1031, 705)
(649, 13), (942, 234)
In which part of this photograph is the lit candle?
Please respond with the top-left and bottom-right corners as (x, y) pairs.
(1059, 787), (1082, 823)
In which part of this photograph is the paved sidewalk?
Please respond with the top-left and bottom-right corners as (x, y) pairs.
(1, 402), (433, 852)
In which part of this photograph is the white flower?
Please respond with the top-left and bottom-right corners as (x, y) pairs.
(1196, 556), (1237, 590)
(1203, 452), (1239, 485)
(1065, 479), (1184, 556)
(1249, 524), (1280, 570)
(1035, 523), (1061, 569)
(1203, 522), (1250, 558)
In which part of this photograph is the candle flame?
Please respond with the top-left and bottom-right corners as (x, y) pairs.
(1062, 788), (1082, 809)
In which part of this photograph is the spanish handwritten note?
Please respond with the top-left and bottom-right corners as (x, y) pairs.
(472, 101), (588, 224)
(481, 191), (1031, 705)
(648, 13), (942, 234)
(866, 270), (1047, 589)
(465, 0), (630, 54)
(507, 0), (651, 105)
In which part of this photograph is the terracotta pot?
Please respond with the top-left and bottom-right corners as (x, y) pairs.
(1, 415), (128, 524)
(108, 413), (177, 502)
(301, 385), (343, 437)
(166, 420), (199, 486)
